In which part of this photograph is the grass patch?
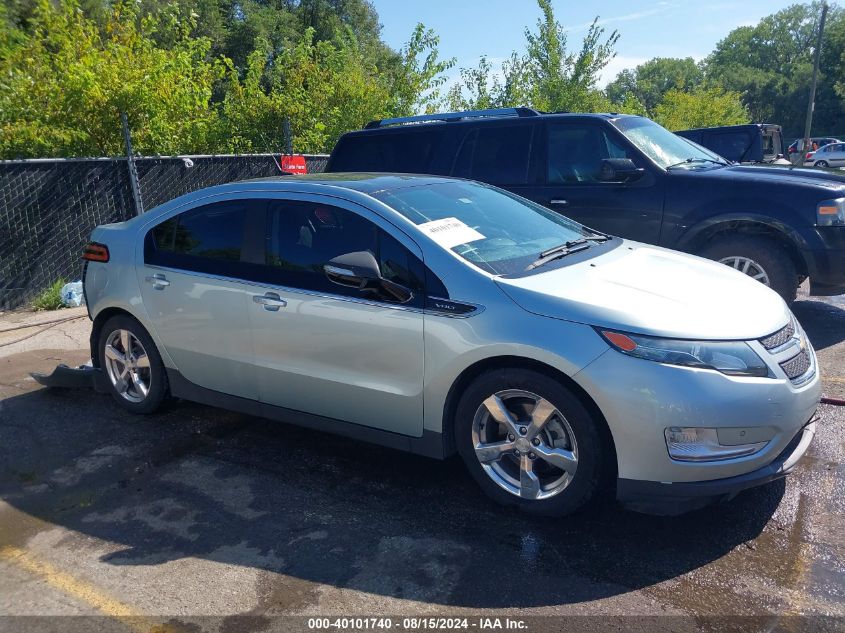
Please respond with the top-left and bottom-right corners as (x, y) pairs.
(31, 278), (67, 311)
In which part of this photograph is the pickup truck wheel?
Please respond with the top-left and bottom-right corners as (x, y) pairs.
(699, 236), (798, 304)
(455, 368), (605, 517)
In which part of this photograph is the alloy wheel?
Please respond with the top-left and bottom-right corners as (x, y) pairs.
(718, 256), (771, 286)
(103, 329), (152, 403)
(471, 389), (578, 500)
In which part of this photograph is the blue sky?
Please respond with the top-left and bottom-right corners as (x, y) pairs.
(371, 0), (803, 88)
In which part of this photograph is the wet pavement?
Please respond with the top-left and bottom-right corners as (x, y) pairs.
(0, 291), (843, 632)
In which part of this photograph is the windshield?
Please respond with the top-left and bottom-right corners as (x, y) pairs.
(613, 117), (727, 169)
(373, 181), (595, 275)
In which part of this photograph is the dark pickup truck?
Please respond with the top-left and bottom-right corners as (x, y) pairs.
(675, 123), (785, 164)
(327, 108), (845, 303)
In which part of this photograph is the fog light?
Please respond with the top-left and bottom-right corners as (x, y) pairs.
(664, 427), (769, 462)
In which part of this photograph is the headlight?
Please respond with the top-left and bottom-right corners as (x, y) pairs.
(597, 329), (769, 377)
(817, 198), (845, 226)
(664, 427), (769, 461)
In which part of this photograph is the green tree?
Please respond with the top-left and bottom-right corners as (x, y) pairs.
(707, 2), (844, 136)
(653, 86), (749, 131)
(445, 0), (618, 113)
(0, 0), (226, 158)
(606, 57), (704, 116)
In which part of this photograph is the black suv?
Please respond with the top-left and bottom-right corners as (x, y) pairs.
(326, 108), (845, 303)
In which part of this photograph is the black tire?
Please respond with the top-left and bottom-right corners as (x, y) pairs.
(454, 368), (606, 517)
(699, 235), (798, 305)
(816, 160), (829, 168)
(98, 314), (168, 414)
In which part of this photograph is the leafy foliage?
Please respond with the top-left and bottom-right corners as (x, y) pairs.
(606, 57), (704, 117)
(31, 278), (67, 311)
(653, 86), (749, 131)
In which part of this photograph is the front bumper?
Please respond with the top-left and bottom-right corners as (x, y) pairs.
(617, 418), (816, 515)
(802, 227), (845, 296)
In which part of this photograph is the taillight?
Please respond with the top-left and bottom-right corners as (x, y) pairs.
(806, 152), (813, 159)
(82, 242), (110, 262)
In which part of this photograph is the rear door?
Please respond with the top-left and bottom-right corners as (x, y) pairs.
(520, 121), (664, 243)
(240, 195), (426, 436)
(830, 144), (845, 166)
(138, 199), (263, 400)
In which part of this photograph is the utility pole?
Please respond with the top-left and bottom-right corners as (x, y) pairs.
(121, 112), (144, 215)
(802, 2), (828, 157)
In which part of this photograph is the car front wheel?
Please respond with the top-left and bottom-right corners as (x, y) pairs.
(98, 314), (168, 414)
(455, 368), (606, 516)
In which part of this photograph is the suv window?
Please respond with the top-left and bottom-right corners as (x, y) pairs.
(263, 201), (426, 303)
(144, 200), (252, 275)
(329, 130), (444, 173)
(454, 125), (533, 185)
(708, 131), (752, 162)
(547, 123), (634, 184)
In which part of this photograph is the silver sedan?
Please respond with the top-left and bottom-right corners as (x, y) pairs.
(82, 174), (820, 516)
(804, 142), (845, 168)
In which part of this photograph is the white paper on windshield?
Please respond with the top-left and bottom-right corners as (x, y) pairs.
(418, 217), (485, 249)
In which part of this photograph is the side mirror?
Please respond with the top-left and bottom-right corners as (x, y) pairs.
(599, 158), (645, 183)
(324, 251), (413, 304)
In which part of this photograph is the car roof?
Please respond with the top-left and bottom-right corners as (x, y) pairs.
(243, 172), (460, 194)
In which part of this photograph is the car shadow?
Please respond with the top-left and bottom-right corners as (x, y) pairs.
(0, 383), (785, 609)
(792, 296), (845, 351)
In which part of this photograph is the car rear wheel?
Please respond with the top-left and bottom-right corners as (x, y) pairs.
(455, 368), (605, 516)
(699, 235), (798, 305)
(98, 314), (168, 414)
(816, 160), (829, 168)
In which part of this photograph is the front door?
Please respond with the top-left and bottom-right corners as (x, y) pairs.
(522, 121), (665, 244)
(244, 198), (426, 437)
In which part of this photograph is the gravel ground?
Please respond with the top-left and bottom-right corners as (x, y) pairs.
(0, 290), (842, 633)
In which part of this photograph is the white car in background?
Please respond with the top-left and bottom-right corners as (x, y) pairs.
(804, 142), (845, 168)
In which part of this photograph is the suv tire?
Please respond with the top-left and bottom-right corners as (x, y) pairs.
(699, 235), (798, 305)
(98, 314), (168, 414)
(455, 368), (605, 516)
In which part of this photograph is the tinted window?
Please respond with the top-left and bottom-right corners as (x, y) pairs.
(707, 132), (752, 161)
(547, 124), (635, 184)
(144, 201), (251, 274)
(263, 202), (426, 303)
(458, 125), (533, 185)
(329, 130), (444, 173)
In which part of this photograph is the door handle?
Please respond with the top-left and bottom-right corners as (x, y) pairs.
(145, 273), (170, 289)
(550, 199), (569, 207)
(253, 292), (287, 312)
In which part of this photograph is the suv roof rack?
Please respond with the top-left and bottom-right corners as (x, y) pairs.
(364, 107), (541, 129)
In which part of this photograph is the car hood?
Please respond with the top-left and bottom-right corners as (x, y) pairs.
(690, 163), (845, 192)
(495, 241), (790, 340)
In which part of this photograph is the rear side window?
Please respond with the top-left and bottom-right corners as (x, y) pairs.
(329, 130), (444, 173)
(144, 201), (251, 274)
(455, 125), (533, 185)
(707, 131), (752, 162)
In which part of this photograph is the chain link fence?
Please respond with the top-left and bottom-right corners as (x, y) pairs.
(0, 154), (328, 310)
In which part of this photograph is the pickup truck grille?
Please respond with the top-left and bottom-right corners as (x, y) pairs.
(759, 321), (795, 350)
(780, 349), (811, 381)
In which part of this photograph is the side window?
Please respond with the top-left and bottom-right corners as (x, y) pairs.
(144, 201), (250, 274)
(329, 131), (444, 173)
(708, 132), (752, 161)
(466, 125), (533, 185)
(547, 124), (634, 184)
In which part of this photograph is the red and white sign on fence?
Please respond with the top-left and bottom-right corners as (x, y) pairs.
(279, 155), (308, 174)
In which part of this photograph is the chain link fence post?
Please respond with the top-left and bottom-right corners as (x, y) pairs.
(121, 113), (144, 215)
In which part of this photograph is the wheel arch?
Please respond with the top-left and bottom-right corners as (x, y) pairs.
(678, 217), (809, 277)
(440, 355), (618, 481)
(89, 306), (154, 368)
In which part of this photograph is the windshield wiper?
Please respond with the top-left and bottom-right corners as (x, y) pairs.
(526, 239), (591, 271)
(666, 157), (728, 169)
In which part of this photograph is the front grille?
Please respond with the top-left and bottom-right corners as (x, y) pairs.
(760, 321), (795, 350)
(780, 350), (811, 380)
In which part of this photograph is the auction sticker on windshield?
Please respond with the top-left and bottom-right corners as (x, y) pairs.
(418, 217), (485, 249)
